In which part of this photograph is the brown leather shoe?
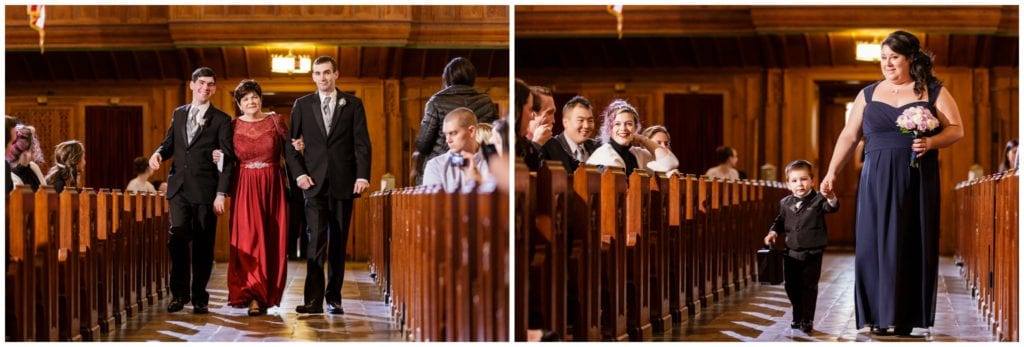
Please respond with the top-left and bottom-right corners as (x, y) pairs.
(248, 300), (263, 316)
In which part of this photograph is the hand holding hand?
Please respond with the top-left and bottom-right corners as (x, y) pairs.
(212, 149), (223, 162)
(297, 176), (314, 190)
(149, 153), (162, 170)
(213, 195), (226, 215)
(820, 173), (836, 197)
(292, 137), (305, 153)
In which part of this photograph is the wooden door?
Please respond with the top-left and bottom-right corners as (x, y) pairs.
(817, 81), (869, 248)
(663, 93), (723, 176)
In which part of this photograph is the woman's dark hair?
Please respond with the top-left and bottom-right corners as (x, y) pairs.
(715, 146), (736, 165)
(882, 30), (941, 97)
(514, 78), (531, 137)
(442, 57), (476, 87)
(233, 79), (263, 105)
(1000, 139), (1019, 172)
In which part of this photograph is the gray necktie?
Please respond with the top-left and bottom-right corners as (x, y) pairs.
(576, 143), (588, 163)
(187, 106), (200, 143)
(322, 96), (332, 133)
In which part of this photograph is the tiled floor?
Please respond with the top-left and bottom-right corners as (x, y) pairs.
(100, 261), (404, 341)
(652, 252), (998, 342)
(102, 254), (996, 342)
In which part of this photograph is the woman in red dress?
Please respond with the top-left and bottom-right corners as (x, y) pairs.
(221, 79), (290, 316)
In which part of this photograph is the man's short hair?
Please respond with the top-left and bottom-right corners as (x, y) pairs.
(444, 107), (479, 128)
(561, 95), (592, 115)
(715, 146), (735, 165)
(442, 57), (476, 87)
(191, 67), (216, 82)
(785, 159), (814, 177)
(134, 156), (150, 174)
(530, 85), (553, 112)
(313, 55), (338, 72)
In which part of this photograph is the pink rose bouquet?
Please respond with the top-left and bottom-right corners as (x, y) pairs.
(896, 106), (940, 168)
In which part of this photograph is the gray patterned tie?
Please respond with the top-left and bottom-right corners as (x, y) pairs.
(187, 106), (200, 143)
(576, 143), (588, 163)
(322, 96), (332, 134)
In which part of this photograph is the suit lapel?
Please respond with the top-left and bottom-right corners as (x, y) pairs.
(311, 94), (329, 140)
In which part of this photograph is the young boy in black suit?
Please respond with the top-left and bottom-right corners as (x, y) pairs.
(764, 160), (838, 333)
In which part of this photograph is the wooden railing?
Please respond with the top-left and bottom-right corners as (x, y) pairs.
(355, 185), (509, 342)
(515, 160), (788, 341)
(6, 185), (170, 341)
(955, 170), (1018, 342)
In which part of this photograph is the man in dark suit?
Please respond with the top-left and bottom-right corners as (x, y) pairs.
(149, 67), (235, 314)
(287, 55), (372, 315)
(540, 95), (598, 173)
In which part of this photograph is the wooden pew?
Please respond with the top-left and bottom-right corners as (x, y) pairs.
(513, 161), (532, 341)
(78, 189), (99, 341)
(94, 190), (115, 334)
(600, 167), (628, 341)
(6, 186), (35, 341)
(648, 173), (673, 333)
(566, 165), (602, 340)
(955, 170), (1019, 342)
(625, 171), (651, 340)
(56, 188), (82, 341)
(529, 161), (568, 337)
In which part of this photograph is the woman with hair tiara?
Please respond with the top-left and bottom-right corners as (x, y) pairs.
(586, 99), (678, 176)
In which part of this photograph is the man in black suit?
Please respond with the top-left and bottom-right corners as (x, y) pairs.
(149, 67), (235, 314)
(287, 55), (372, 315)
(540, 95), (598, 173)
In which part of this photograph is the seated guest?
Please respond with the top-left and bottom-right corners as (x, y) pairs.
(586, 99), (678, 176)
(475, 122), (493, 146)
(514, 79), (543, 171)
(422, 107), (492, 192)
(540, 95), (599, 173)
(705, 145), (740, 180)
(526, 86), (556, 146)
(999, 139), (1018, 172)
(151, 179), (168, 194)
(7, 124), (46, 191)
(641, 125), (672, 149)
(126, 156), (157, 193)
(45, 140), (85, 193)
(6, 115), (20, 193)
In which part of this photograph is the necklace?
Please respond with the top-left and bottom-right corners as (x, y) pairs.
(890, 81), (911, 95)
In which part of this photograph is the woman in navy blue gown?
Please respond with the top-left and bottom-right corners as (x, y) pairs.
(820, 31), (964, 336)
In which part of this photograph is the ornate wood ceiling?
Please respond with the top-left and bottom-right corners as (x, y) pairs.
(516, 5), (1017, 72)
(4, 5), (508, 82)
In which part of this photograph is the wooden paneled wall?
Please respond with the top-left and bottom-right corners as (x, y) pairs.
(6, 76), (507, 261)
(522, 65), (1017, 255)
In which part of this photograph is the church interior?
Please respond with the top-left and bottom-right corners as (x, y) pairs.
(515, 4), (1017, 342)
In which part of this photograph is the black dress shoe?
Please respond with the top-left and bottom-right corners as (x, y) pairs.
(327, 301), (345, 315)
(167, 297), (190, 313)
(791, 322), (802, 329)
(193, 303), (209, 314)
(801, 322), (813, 334)
(296, 304), (324, 314)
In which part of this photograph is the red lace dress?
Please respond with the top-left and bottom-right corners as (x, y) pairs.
(227, 114), (288, 308)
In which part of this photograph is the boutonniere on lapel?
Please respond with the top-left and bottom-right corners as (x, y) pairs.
(337, 97), (347, 110)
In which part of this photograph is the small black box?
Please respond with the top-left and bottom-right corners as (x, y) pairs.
(757, 247), (784, 285)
